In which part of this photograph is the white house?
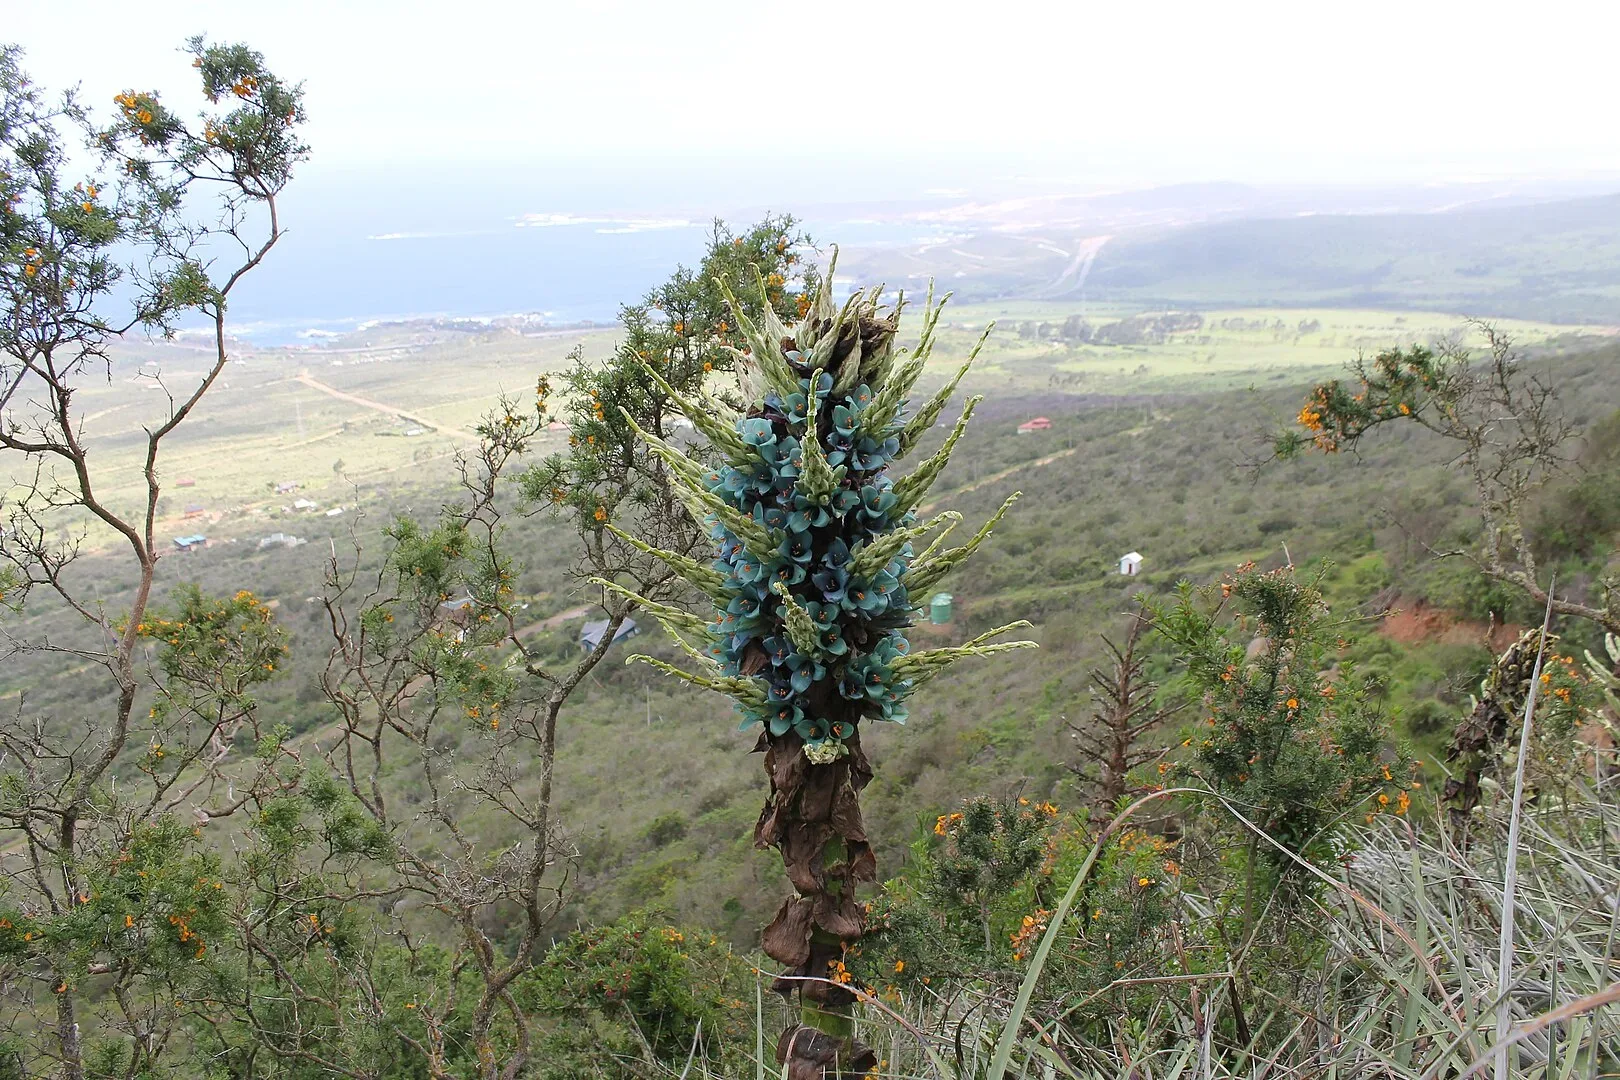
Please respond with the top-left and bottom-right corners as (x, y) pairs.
(1119, 551), (1143, 576)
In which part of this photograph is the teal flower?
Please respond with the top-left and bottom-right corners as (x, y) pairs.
(804, 601), (839, 631)
(762, 635), (793, 666)
(817, 623), (849, 657)
(860, 483), (897, 520)
(794, 716), (828, 742)
(784, 392), (811, 426)
(779, 532), (814, 564)
(768, 702), (804, 736)
(740, 417), (777, 448)
(784, 651), (823, 693)
(844, 577), (887, 614)
(769, 560), (807, 588)
(813, 565), (849, 603)
(832, 403), (859, 436)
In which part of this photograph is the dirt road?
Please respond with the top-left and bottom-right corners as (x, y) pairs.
(294, 371), (479, 442)
(919, 445), (1082, 514)
(512, 604), (595, 640)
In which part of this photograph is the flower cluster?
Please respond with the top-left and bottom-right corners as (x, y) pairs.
(1008, 907), (1051, 962)
(611, 256), (1033, 759)
(700, 369), (915, 747)
(113, 90), (157, 127)
(1280, 345), (1453, 457)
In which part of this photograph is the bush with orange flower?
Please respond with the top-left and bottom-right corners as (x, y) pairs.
(1151, 562), (1413, 901)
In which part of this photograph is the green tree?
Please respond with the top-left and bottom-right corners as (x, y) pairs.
(1278, 328), (1618, 642)
(611, 259), (1033, 1072)
(0, 40), (305, 1079)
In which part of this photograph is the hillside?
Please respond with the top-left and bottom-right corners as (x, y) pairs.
(9, 337), (1617, 944)
(1086, 192), (1620, 321)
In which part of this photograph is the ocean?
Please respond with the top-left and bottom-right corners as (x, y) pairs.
(209, 165), (969, 345)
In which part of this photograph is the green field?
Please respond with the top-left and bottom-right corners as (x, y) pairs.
(13, 327), (615, 551)
(920, 303), (1607, 394)
(23, 305), (1609, 558)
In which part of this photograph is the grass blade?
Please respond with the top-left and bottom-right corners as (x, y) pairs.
(1497, 581), (1556, 1080)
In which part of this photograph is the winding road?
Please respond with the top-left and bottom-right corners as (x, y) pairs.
(1038, 234), (1111, 299)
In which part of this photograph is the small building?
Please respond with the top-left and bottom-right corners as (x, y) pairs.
(929, 592), (954, 625)
(324, 507), (345, 517)
(580, 618), (639, 653)
(292, 498), (319, 512)
(275, 480), (300, 495)
(440, 596), (476, 621)
(257, 533), (306, 550)
(438, 596), (477, 642)
(1016, 417), (1052, 435)
(182, 504), (206, 519)
(173, 534), (208, 553)
(175, 477), (197, 488)
(1119, 551), (1143, 576)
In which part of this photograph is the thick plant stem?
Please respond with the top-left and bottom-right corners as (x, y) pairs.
(756, 730), (878, 1078)
(801, 999), (855, 1037)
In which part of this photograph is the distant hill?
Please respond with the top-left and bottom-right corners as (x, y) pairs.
(844, 190), (1620, 324)
(1085, 192), (1620, 322)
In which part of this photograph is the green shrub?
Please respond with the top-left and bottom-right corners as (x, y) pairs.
(519, 911), (752, 1075)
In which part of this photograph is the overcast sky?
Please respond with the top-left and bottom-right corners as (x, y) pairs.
(11, 0), (1620, 190)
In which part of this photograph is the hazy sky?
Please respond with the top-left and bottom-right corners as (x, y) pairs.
(11, 0), (1620, 189)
